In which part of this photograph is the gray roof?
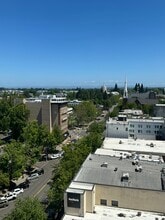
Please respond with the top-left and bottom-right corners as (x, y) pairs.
(74, 154), (165, 191)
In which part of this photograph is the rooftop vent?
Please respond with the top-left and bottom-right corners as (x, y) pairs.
(135, 165), (142, 172)
(121, 173), (129, 182)
(150, 142), (154, 147)
(101, 162), (108, 168)
(132, 160), (138, 165)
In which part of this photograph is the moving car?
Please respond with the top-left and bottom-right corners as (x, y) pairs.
(49, 151), (64, 160)
(31, 168), (44, 175)
(27, 173), (39, 180)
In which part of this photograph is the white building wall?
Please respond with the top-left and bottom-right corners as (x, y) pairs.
(106, 118), (165, 140)
(128, 119), (164, 140)
(106, 121), (128, 138)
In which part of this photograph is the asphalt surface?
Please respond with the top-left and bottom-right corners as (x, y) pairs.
(0, 159), (59, 220)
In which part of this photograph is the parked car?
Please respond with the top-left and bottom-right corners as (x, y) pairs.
(5, 192), (17, 201)
(27, 173), (39, 181)
(0, 195), (6, 201)
(0, 198), (8, 208)
(18, 180), (30, 189)
(13, 188), (24, 195)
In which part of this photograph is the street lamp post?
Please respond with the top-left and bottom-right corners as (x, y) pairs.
(8, 159), (12, 190)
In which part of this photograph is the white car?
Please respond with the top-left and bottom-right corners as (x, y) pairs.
(13, 188), (24, 195)
(49, 153), (61, 160)
(0, 195), (6, 201)
(27, 173), (39, 180)
(5, 192), (17, 201)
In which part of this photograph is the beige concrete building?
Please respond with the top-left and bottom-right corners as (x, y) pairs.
(24, 95), (68, 133)
(64, 153), (165, 217)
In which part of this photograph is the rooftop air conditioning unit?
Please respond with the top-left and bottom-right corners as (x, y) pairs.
(121, 172), (129, 182)
(150, 143), (154, 147)
(101, 162), (108, 168)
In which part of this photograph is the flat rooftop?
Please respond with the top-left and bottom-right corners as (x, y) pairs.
(95, 148), (164, 163)
(74, 154), (165, 191)
(63, 205), (165, 220)
(102, 137), (165, 155)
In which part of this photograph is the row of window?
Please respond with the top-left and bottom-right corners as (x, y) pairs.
(100, 199), (118, 207)
(130, 130), (160, 134)
(129, 124), (163, 129)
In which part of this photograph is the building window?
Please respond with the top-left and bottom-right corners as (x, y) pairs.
(112, 200), (118, 207)
(125, 128), (128, 131)
(138, 125), (142, 128)
(130, 124), (134, 128)
(100, 199), (107, 206)
(116, 127), (118, 130)
(146, 125), (151, 128)
(138, 130), (142, 133)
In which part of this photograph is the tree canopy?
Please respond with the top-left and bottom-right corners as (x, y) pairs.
(4, 197), (47, 220)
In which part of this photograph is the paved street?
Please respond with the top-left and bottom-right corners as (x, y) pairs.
(0, 159), (59, 220)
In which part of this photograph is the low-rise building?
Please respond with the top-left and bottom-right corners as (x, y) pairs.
(23, 95), (68, 133)
(106, 115), (165, 140)
(64, 153), (165, 217)
(154, 104), (165, 118)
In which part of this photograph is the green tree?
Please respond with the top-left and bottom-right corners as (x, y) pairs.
(9, 104), (29, 140)
(4, 197), (47, 220)
(0, 100), (11, 132)
(2, 141), (26, 179)
(22, 121), (49, 148)
(52, 125), (64, 145)
(75, 101), (97, 125)
(0, 171), (9, 189)
(88, 121), (105, 133)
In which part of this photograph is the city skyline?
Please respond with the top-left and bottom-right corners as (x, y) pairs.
(0, 0), (165, 88)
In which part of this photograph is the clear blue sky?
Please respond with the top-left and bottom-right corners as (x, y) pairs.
(0, 0), (165, 88)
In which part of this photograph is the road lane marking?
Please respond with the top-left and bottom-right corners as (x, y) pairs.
(33, 180), (49, 198)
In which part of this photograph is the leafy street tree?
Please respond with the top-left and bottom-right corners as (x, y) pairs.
(9, 104), (29, 140)
(0, 171), (9, 189)
(88, 121), (105, 134)
(48, 121), (105, 214)
(0, 100), (11, 132)
(22, 121), (48, 148)
(75, 101), (97, 125)
(52, 125), (64, 145)
(4, 197), (47, 220)
(0, 141), (26, 188)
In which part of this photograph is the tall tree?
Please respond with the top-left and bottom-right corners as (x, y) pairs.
(75, 101), (97, 125)
(9, 104), (29, 140)
(0, 100), (11, 132)
(4, 197), (47, 220)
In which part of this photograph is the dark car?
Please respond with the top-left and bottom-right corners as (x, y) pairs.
(0, 199), (9, 208)
(18, 180), (30, 189)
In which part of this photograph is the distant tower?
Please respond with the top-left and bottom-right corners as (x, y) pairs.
(102, 85), (107, 93)
(123, 78), (128, 99)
